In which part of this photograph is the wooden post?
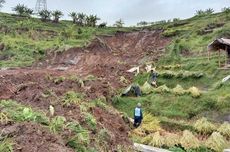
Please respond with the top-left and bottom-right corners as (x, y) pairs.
(208, 49), (210, 61)
(219, 49), (221, 67)
(225, 45), (228, 66)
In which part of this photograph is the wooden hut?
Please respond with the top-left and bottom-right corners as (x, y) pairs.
(208, 38), (230, 68)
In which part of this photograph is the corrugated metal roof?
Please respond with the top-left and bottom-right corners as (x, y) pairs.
(218, 38), (230, 45)
(208, 38), (230, 51)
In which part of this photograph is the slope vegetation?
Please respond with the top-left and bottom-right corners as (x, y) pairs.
(0, 12), (170, 152)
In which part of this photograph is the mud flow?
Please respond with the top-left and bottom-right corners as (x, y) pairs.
(0, 30), (170, 151)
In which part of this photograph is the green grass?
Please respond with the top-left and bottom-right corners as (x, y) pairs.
(0, 100), (49, 124)
(0, 12), (134, 67)
(114, 55), (230, 132)
(0, 138), (14, 152)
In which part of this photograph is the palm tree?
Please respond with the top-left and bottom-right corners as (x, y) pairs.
(52, 10), (63, 23)
(77, 13), (86, 26)
(222, 7), (230, 14)
(13, 4), (26, 16)
(205, 8), (214, 15)
(0, 0), (5, 8)
(24, 7), (33, 17)
(69, 12), (77, 23)
(86, 15), (100, 27)
(195, 10), (204, 16)
(13, 4), (33, 17)
(114, 19), (124, 28)
(39, 10), (51, 22)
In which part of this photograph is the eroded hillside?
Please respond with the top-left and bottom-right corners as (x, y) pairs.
(0, 30), (170, 151)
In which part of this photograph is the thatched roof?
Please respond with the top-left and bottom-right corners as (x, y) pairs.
(208, 38), (230, 51)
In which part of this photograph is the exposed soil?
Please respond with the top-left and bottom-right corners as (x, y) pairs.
(0, 30), (170, 151)
(1, 122), (74, 152)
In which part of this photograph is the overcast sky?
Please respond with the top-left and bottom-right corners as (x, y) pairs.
(1, 0), (229, 26)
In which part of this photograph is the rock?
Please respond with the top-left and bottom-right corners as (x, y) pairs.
(64, 59), (77, 65)
(55, 67), (69, 71)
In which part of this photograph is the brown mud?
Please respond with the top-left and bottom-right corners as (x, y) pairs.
(0, 30), (170, 151)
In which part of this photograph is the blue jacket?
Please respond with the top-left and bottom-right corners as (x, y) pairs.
(134, 107), (143, 119)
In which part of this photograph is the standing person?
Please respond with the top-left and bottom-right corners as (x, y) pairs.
(149, 68), (158, 87)
(134, 103), (143, 128)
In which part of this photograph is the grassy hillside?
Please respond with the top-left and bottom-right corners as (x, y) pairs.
(0, 12), (133, 67)
(113, 11), (230, 151)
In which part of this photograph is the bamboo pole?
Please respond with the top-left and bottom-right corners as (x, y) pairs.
(219, 49), (221, 67)
(225, 46), (228, 66)
(208, 47), (210, 62)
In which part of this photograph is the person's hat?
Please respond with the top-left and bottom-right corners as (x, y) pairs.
(137, 103), (141, 107)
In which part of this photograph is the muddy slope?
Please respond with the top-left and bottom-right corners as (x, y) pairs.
(0, 30), (170, 151)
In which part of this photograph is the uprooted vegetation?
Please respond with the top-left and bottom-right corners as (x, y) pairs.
(0, 10), (172, 151)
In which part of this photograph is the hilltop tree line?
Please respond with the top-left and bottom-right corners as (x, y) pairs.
(11, 4), (101, 27)
(137, 7), (230, 27)
(4, 3), (126, 28)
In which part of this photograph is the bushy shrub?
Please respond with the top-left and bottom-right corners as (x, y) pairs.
(218, 122), (230, 138)
(205, 132), (227, 152)
(188, 86), (201, 98)
(194, 117), (216, 135)
(67, 130), (90, 151)
(141, 134), (152, 144)
(141, 81), (153, 94)
(160, 70), (176, 78)
(141, 113), (161, 133)
(62, 91), (83, 106)
(163, 29), (180, 37)
(49, 116), (66, 133)
(160, 70), (203, 79)
(180, 130), (200, 150)
(164, 133), (180, 148)
(222, 7), (230, 14)
(161, 64), (182, 70)
(132, 127), (146, 137)
(155, 85), (171, 93)
(177, 71), (204, 79)
(172, 85), (186, 95)
(149, 132), (165, 147)
(83, 112), (97, 130)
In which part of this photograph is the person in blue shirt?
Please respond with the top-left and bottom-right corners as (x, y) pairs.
(134, 103), (143, 128)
